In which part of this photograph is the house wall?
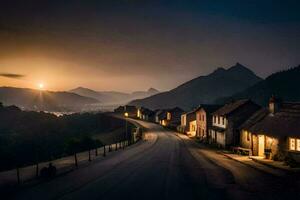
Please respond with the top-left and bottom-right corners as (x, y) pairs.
(240, 130), (252, 149)
(216, 131), (226, 147)
(184, 112), (196, 132)
(170, 112), (182, 126)
(196, 109), (207, 139)
(212, 115), (227, 129)
(181, 114), (187, 126)
(226, 103), (261, 146)
(209, 129), (226, 147)
(240, 130), (280, 158)
(188, 120), (197, 136)
(137, 109), (141, 118)
(209, 129), (216, 144)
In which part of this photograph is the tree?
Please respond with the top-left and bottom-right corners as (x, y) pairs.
(65, 138), (81, 167)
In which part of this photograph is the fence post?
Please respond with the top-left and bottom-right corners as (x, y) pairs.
(88, 150), (91, 162)
(36, 162), (39, 178)
(16, 167), (20, 184)
(74, 153), (78, 167)
(103, 145), (106, 157)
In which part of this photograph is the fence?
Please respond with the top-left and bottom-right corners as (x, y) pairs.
(0, 126), (143, 189)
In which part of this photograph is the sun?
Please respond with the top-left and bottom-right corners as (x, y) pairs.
(38, 83), (44, 90)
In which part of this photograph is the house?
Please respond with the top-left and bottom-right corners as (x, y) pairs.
(158, 107), (184, 128)
(155, 110), (164, 124)
(138, 107), (156, 122)
(196, 104), (222, 141)
(239, 97), (300, 162)
(180, 109), (197, 136)
(114, 105), (137, 118)
(209, 99), (261, 148)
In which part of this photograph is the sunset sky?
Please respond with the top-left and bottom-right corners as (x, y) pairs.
(0, 0), (299, 92)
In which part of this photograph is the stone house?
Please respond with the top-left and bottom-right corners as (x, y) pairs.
(239, 97), (300, 161)
(158, 107), (184, 128)
(180, 109), (197, 136)
(196, 104), (222, 141)
(209, 99), (261, 148)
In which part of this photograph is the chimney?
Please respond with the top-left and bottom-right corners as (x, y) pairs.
(269, 95), (281, 114)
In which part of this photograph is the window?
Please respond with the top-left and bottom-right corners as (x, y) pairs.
(297, 139), (300, 151)
(222, 117), (225, 125)
(290, 138), (296, 151)
(167, 112), (171, 120)
(213, 116), (216, 123)
(217, 116), (220, 124)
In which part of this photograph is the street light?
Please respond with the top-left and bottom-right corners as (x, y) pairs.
(124, 112), (128, 149)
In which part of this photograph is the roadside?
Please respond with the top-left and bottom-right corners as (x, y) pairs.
(173, 131), (300, 200)
(11, 121), (159, 200)
(0, 120), (142, 193)
(176, 132), (298, 177)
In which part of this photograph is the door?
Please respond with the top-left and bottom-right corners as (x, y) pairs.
(258, 135), (265, 157)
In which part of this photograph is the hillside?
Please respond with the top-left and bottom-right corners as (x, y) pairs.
(216, 65), (300, 106)
(0, 87), (99, 111)
(129, 63), (262, 110)
(70, 87), (159, 105)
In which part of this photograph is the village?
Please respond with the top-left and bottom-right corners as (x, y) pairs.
(115, 96), (300, 169)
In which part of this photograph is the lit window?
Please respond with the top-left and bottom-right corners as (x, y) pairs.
(297, 139), (300, 151)
(290, 138), (296, 151)
(167, 112), (171, 120)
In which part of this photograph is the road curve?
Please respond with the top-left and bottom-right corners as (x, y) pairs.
(12, 120), (299, 200)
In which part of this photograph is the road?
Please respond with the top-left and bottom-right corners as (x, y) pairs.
(12, 120), (299, 200)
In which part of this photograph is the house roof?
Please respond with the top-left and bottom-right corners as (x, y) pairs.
(156, 107), (184, 119)
(240, 103), (300, 138)
(212, 99), (251, 116)
(141, 108), (155, 116)
(196, 104), (223, 114)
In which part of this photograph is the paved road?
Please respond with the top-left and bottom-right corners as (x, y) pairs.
(12, 120), (299, 200)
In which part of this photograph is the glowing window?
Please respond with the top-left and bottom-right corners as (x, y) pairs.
(297, 139), (300, 151)
(167, 112), (171, 120)
(290, 138), (296, 151)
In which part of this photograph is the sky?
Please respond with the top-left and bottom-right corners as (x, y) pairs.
(0, 0), (299, 92)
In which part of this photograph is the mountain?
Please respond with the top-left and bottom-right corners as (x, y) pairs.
(216, 65), (300, 106)
(0, 87), (99, 111)
(129, 63), (262, 110)
(70, 87), (159, 105)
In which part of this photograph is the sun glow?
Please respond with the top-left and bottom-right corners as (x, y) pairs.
(38, 83), (44, 90)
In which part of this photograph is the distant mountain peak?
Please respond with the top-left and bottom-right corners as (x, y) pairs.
(129, 63), (262, 110)
(229, 62), (251, 72)
(148, 88), (159, 93)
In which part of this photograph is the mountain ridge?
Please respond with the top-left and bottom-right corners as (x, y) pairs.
(129, 63), (262, 110)
(0, 86), (99, 111)
(70, 87), (160, 105)
(216, 65), (300, 106)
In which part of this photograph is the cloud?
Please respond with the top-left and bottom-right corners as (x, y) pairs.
(0, 73), (25, 79)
